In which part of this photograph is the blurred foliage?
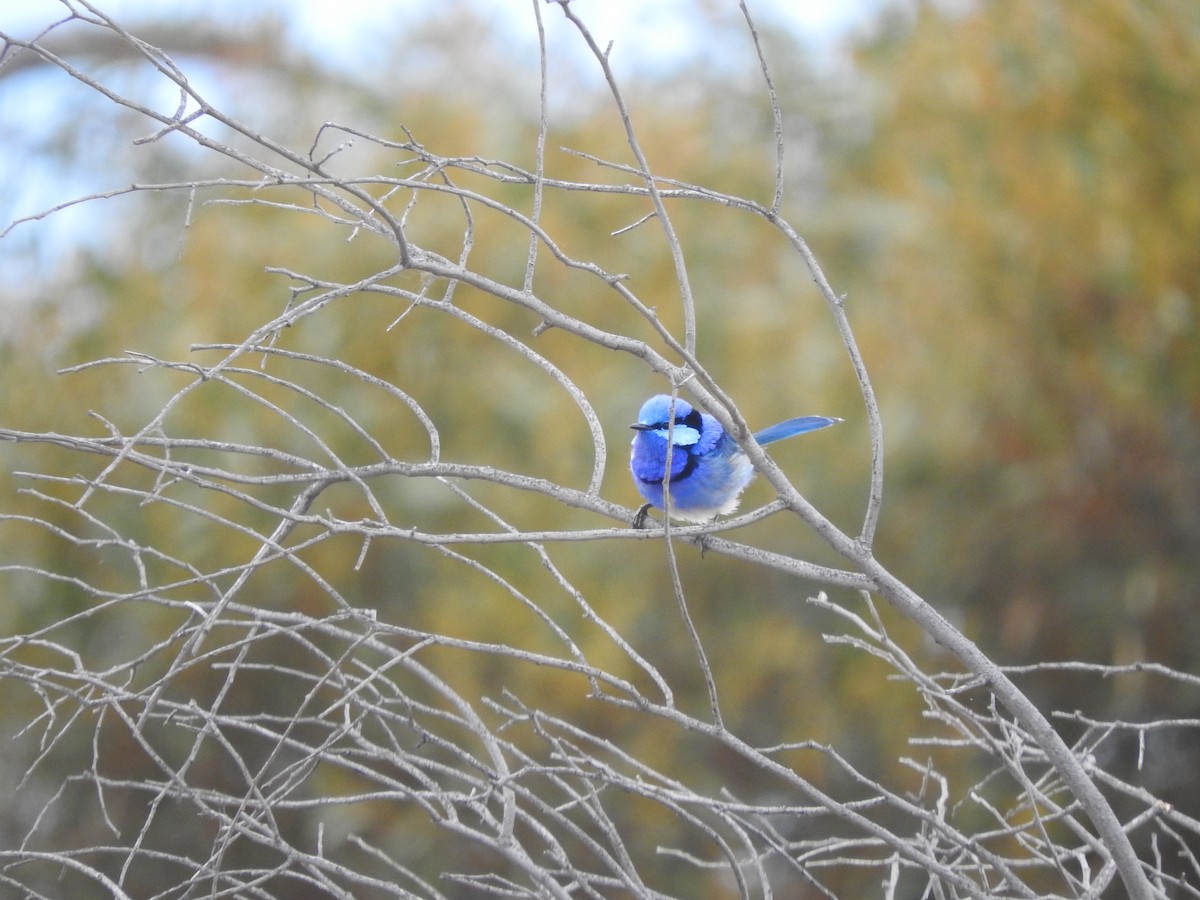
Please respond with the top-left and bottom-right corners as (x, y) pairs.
(835, 0), (1200, 874)
(845, 0), (1200, 673)
(3, 0), (1199, 894)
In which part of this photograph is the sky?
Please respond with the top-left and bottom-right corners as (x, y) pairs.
(5, 0), (889, 66)
(0, 0), (894, 295)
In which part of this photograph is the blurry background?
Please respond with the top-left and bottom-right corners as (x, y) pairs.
(3, 0), (1199, 895)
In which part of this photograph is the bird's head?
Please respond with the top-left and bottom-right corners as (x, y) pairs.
(630, 394), (704, 447)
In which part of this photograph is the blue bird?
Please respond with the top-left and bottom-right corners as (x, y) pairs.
(629, 394), (840, 526)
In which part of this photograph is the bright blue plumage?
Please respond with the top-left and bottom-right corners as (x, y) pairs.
(629, 394), (840, 524)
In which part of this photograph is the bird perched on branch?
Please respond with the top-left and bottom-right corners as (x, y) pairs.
(629, 394), (840, 527)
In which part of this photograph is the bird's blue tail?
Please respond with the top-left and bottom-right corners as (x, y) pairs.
(753, 415), (842, 446)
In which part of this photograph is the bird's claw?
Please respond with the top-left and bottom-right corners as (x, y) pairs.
(632, 503), (654, 530)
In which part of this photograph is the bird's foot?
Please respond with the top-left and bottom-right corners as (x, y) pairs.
(632, 503), (654, 529)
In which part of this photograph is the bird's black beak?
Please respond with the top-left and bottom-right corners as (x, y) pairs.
(630, 423), (653, 431)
